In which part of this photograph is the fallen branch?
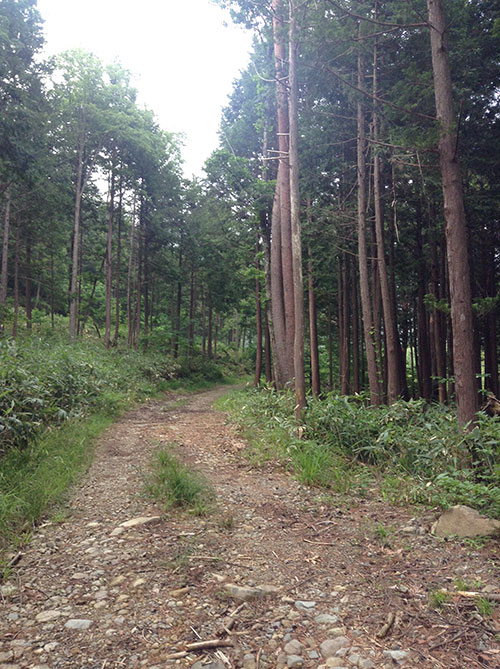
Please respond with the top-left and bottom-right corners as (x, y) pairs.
(447, 590), (500, 602)
(376, 612), (395, 639)
(165, 639), (234, 661)
(303, 538), (336, 547)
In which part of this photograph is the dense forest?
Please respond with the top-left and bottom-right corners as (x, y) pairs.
(1, 0), (500, 428)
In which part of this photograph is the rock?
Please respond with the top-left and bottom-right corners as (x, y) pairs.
(320, 637), (351, 658)
(132, 578), (146, 588)
(359, 660), (375, 669)
(110, 575), (126, 586)
(348, 653), (360, 666)
(315, 613), (339, 625)
(64, 619), (93, 630)
(0, 584), (16, 597)
(110, 527), (125, 537)
(309, 650), (319, 659)
(432, 505), (500, 538)
(287, 656), (304, 667)
(0, 653), (14, 663)
(191, 662), (225, 669)
(118, 516), (161, 528)
(325, 659), (347, 668)
(43, 643), (59, 652)
(294, 600), (316, 610)
(284, 640), (303, 655)
(35, 610), (61, 623)
(383, 650), (408, 663)
(223, 583), (277, 601)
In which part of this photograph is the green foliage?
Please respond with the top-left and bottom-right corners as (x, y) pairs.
(145, 446), (215, 516)
(0, 334), (180, 452)
(220, 387), (500, 518)
(0, 412), (112, 552)
(429, 589), (450, 610)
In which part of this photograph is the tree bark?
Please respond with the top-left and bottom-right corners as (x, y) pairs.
(427, 0), (478, 426)
(1, 187), (11, 305)
(307, 243), (320, 397)
(69, 140), (85, 341)
(357, 43), (381, 405)
(254, 232), (263, 387)
(288, 0), (306, 419)
(105, 157), (115, 348)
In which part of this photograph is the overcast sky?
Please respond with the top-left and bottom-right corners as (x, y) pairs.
(36, 0), (252, 177)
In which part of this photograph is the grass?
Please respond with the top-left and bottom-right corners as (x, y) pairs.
(217, 386), (500, 519)
(144, 446), (215, 516)
(0, 412), (113, 560)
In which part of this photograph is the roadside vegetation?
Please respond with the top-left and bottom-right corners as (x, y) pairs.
(0, 321), (246, 559)
(218, 387), (500, 520)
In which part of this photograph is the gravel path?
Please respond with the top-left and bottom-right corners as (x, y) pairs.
(0, 387), (498, 669)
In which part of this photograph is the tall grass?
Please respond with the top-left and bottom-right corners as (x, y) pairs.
(219, 387), (500, 518)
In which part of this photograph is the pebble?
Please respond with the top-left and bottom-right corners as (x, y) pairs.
(284, 640), (303, 655)
(383, 650), (408, 663)
(315, 614), (339, 625)
(294, 601), (316, 610)
(64, 619), (93, 630)
(287, 655), (304, 668)
(35, 610), (61, 623)
(320, 637), (351, 658)
(118, 516), (161, 528)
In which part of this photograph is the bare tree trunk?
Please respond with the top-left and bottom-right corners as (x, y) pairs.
(114, 173), (123, 344)
(127, 203), (136, 348)
(427, 0), (478, 426)
(25, 235), (32, 330)
(12, 224), (19, 338)
(105, 158), (115, 348)
(289, 0), (305, 418)
(254, 233), (263, 387)
(207, 300), (213, 360)
(307, 243), (320, 397)
(271, 0), (294, 386)
(373, 28), (400, 402)
(1, 187), (11, 304)
(357, 44), (381, 405)
(338, 255), (349, 394)
(351, 259), (361, 394)
(327, 302), (333, 390)
(174, 246), (182, 358)
(69, 141), (85, 340)
(188, 264), (195, 359)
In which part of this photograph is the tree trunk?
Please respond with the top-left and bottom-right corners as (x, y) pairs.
(288, 0), (306, 419)
(357, 44), (381, 405)
(1, 187), (11, 305)
(307, 243), (320, 397)
(373, 32), (400, 402)
(69, 141), (85, 340)
(114, 173), (123, 344)
(105, 158), (115, 348)
(12, 224), (19, 338)
(427, 0), (478, 426)
(188, 264), (196, 359)
(207, 300), (213, 360)
(254, 233), (263, 387)
(127, 202), (136, 348)
(338, 254), (350, 395)
(350, 259), (361, 394)
(25, 235), (32, 330)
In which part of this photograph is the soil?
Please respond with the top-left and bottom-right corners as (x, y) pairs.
(0, 386), (499, 669)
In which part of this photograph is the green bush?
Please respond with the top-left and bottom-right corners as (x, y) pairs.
(220, 387), (500, 518)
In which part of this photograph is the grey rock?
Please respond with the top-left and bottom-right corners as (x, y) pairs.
(191, 663), (225, 669)
(383, 650), (409, 663)
(0, 653), (14, 663)
(315, 613), (339, 625)
(35, 610), (61, 623)
(308, 650), (319, 659)
(284, 640), (303, 655)
(65, 618), (93, 630)
(118, 516), (161, 528)
(325, 660), (348, 668)
(320, 637), (351, 658)
(432, 505), (500, 538)
(359, 660), (375, 669)
(294, 600), (316, 610)
(223, 583), (278, 601)
(287, 655), (304, 668)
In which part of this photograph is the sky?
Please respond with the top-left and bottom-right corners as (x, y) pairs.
(36, 0), (252, 177)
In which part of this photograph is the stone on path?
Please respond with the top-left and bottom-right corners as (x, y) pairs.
(64, 618), (93, 630)
(383, 649), (409, 663)
(223, 583), (279, 601)
(35, 610), (61, 623)
(284, 640), (303, 655)
(320, 637), (351, 658)
(432, 505), (500, 538)
(314, 613), (339, 625)
(294, 600), (316, 610)
(118, 516), (161, 528)
(287, 655), (304, 667)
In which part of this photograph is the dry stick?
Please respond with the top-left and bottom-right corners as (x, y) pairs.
(165, 639), (234, 661)
(376, 612), (396, 639)
(303, 538), (336, 547)
(445, 590), (500, 602)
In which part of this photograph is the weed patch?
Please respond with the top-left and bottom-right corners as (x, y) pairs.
(145, 446), (215, 516)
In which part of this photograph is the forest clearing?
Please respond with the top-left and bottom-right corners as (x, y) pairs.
(1, 0), (500, 667)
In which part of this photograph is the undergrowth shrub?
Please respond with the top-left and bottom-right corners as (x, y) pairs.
(220, 387), (500, 518)
(0, 335), (180, 454)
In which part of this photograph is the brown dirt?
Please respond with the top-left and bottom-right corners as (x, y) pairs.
(0, 386), (499, 669)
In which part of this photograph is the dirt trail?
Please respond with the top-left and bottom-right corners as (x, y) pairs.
(0, 387), (499, 669)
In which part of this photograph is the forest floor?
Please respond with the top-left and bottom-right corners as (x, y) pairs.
(0, 386), (499, 669)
